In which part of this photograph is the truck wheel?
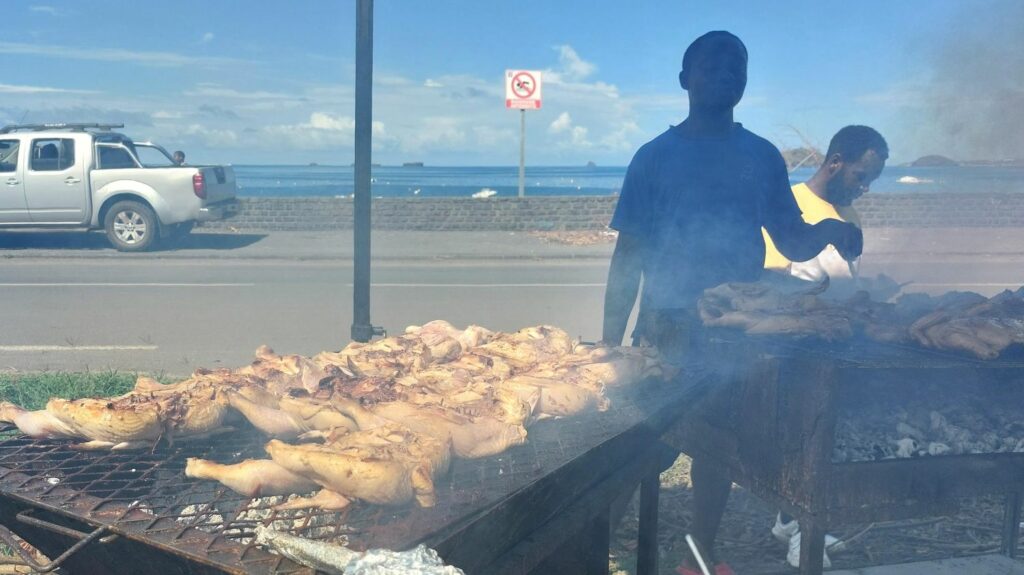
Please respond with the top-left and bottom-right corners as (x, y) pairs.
(104, 200), (160, 252)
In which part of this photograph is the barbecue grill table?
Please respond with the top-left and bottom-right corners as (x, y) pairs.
(663, 334), (1024, 575)
(0, 373), (703, 575)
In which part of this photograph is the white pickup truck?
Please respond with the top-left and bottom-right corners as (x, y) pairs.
(0, 123), (238, 251)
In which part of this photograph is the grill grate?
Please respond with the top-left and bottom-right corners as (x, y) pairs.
(0, 376), (693, 573)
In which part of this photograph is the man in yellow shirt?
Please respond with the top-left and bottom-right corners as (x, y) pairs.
(763, 125), (887, 568)
(764, 125), (887, 286)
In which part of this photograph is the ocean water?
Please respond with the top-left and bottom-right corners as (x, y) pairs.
(233, 164), (1024, 198)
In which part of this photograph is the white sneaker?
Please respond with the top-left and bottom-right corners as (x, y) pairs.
(771, 513), (800, 543)
(782, 527), (847, 568)
(782, 532), (831, 564)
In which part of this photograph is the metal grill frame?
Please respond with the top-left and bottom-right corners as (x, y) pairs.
(663, 337), (1024, 575)
(0, 375), (701, 574)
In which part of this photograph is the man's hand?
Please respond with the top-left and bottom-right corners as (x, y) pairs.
(820, 219), (863, 260)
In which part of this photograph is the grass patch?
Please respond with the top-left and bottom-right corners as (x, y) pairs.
(0, 372), (162, 411)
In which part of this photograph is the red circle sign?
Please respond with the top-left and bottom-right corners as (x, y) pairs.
(511, 72), (536, 99)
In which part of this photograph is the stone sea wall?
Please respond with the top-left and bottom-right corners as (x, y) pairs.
(201, 193), (1024, 231)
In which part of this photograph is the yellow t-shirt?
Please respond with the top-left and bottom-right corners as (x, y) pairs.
(763, 183), (861, 270)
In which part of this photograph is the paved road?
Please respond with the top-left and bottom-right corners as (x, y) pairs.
(1, 227), (1023, 375)
(0, 257), (613, 375)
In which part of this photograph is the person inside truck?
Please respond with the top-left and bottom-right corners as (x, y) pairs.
(172, 150), (186, 165)
(31, 143), (60, 171)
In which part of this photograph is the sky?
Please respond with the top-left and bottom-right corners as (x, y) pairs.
(3, 0), (1022, 166)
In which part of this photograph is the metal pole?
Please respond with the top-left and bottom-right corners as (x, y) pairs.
(518, 109), (525, 197)
(351, 0), (382, 343)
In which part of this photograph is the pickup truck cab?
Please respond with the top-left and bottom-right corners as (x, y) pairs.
(0, 123), (238, 251)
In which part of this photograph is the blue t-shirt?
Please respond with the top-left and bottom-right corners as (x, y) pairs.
(610, 123), (804, 311)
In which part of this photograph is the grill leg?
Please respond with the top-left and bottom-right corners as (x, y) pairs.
(1002, 491), (1022, 558)
(636, 473), (660, 575)
(798, 518), (826, 575)
(584, 508), (611, 575)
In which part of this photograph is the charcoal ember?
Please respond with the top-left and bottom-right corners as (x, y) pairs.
(894, 437), (918, 458)
(834, 386), (1024, 461)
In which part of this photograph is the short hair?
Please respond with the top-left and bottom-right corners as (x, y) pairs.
(825, 126), (889, 162)
(681, 31), (748, 73)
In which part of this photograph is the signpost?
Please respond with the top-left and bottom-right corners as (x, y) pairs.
(505, 70), (542, 197)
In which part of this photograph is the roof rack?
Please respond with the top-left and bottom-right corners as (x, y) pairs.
(0, 123), (124, 134)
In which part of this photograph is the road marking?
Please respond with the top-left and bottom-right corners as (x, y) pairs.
(361, 283), (606, 288)
(0, 283), (253, 287)
(0, 345), (159, 352)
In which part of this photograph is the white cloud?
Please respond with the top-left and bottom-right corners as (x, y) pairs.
(200, 32), (215, 44)
(258, 113), (391, 151)
(185, 84), (305, 102)
(549, 112), (573, 134)
(308, 112), (354, 131)
(0, 83), (96, 94)
(554, 45), (596, 81)
(0, 37), (662, 164)
(183, 124), (239, 147)
(0, 41), (238, 67)
(151, 110), (183, 120)
(29, 5), (66, 16)
(546, 111), (593, 147)
(397, 116), (467, 153)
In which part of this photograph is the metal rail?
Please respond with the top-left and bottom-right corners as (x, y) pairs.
(0, 123), (124, 134)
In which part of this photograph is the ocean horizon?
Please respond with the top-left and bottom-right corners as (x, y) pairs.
(233, 164), (1024, 199)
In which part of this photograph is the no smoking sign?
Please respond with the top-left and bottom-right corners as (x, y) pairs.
(505, 69), (542, 109)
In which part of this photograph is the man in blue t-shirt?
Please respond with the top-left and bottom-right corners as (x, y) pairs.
(601, 31), (863, 574)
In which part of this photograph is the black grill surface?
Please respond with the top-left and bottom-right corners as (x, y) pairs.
(0, 376), (697, 574)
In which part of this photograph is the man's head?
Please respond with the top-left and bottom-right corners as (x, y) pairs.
(820, 126), (888, 206)
(172, 150), (185, 165)
(679, 31), (748, 113)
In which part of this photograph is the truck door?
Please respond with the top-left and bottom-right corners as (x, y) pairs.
(24, 136), (88, 224)
(0, 137), (29, 223)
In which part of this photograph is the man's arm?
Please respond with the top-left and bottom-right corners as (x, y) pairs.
(762, 151), (863, 263)
(769, 217), (863, 263)
(602, 232), (644, 345)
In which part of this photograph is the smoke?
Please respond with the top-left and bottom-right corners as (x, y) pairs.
(921, 1), (1024, 161)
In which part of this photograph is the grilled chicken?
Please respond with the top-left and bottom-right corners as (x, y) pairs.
(266, 423), (451, 508)
(46, 397), (164, 450)
(699, 281), (853, 341)
(236, 346), (334, 395)
(185, 457), (319, 497)
(501, 375), (606, 418)
(327, 394), (530, 459)
(315, 335), (434, 377)
(473, 325), (575, 369)
(0, 402), (79, 439)
(225, 391), (357, 439)
(4, 320), (669, 510)
(909, 288), (1024, 359)
(405, 320), (494, 354)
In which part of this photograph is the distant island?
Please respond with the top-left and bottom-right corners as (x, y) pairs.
(402, 162), (425, 168)
(911, 154), (959, 167)
(586, 161), (597, 168)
